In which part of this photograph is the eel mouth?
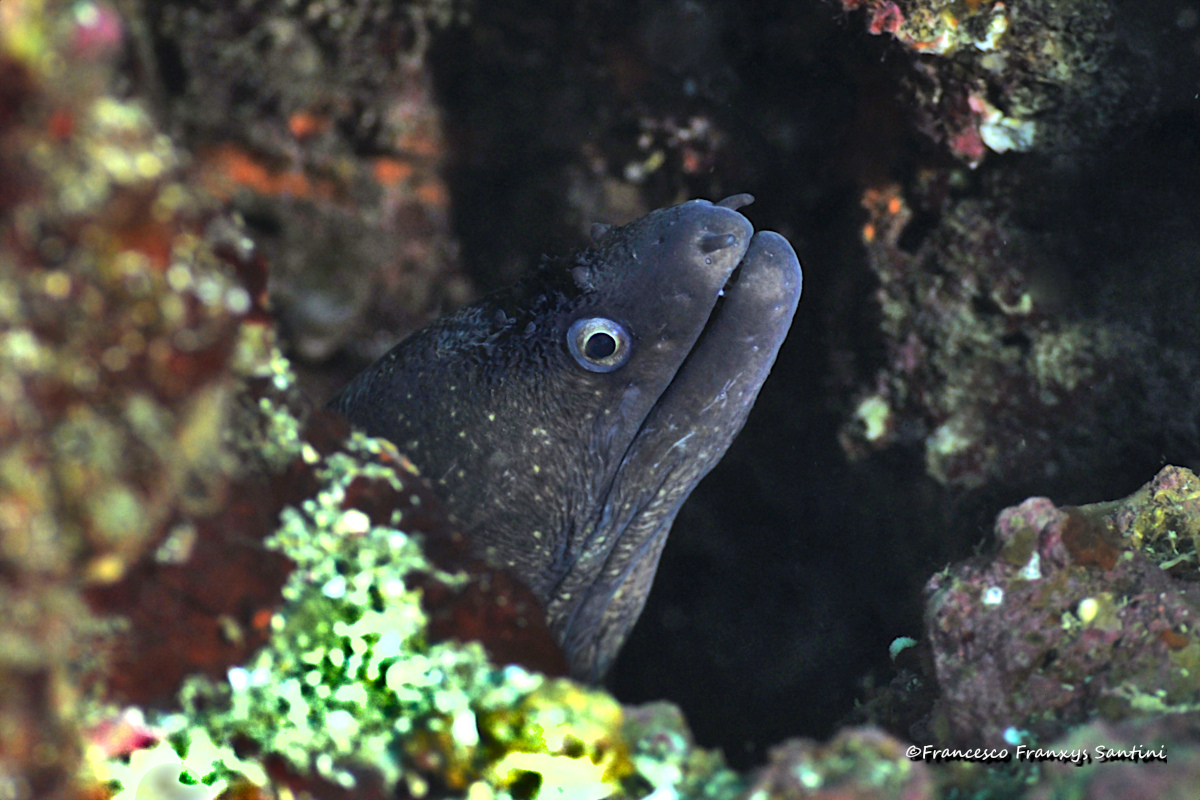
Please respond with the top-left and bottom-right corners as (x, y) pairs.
(558, 221), (803, 680)
(716, 249), (746, 302)
(551, 194), (803, 680)
(708, 193), (756, 310)
(703, 229), (763, 347)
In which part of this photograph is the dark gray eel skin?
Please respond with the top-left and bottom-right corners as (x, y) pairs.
(329, 195), (802, 681)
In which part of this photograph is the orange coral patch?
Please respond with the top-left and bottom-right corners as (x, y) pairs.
(372, 156), (414, 187)
(416, 179), (448, 209)
(1158, 628), (1190, 650)
(115, 220), (174, 269)
(396, 127), (444, 159)
(1061, 508), (1119, 570)
(46, 108), (74, 139)
(202, 143), (334, 200)
(287, 110), (328, 139)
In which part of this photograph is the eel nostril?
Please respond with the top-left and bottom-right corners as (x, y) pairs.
(699, 232), (737, 253)
(714, 193), (754, 210)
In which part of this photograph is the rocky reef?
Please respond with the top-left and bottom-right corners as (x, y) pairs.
(841, 0), (1155, 165)
(842, 182), (1157, 491)
(928, 466), (1200, 743)
(847, 467), (1200, 799)
(0, 0), (256, 792)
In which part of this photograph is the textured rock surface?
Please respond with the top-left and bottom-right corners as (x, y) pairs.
(924, 466), (1200, 746)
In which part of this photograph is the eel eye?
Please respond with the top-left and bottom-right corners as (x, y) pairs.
(568, 317), (631, 373)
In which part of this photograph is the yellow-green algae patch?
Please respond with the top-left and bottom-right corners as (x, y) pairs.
(157, 431), (633, 798)
(1110, 465), (1200, 572)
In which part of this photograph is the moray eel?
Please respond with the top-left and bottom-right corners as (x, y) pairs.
(330, 195), (802, 681)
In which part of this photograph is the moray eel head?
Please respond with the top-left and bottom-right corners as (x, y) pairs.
(330, 195), (802, 680)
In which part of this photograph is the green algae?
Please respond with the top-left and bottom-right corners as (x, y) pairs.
(90, 347), (747, 799)
(174, 431), (551, 794)
(100, 408), (646, 798)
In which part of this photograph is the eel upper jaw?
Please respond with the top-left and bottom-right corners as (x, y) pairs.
(552, 225), (803, 680)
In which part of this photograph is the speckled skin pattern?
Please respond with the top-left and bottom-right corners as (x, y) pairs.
(331, 196), (802, 680)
